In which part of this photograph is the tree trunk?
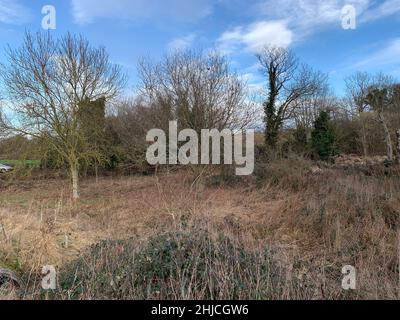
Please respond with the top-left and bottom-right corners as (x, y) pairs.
(378, 111), (393, 162)
(70, 165), (79, 200)
(396, 129), (400, 165)
(264, 75), (279, 149)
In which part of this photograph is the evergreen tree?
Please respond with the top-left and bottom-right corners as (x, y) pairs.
(311, 111), (336, 161)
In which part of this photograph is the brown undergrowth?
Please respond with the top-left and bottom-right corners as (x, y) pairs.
(0, 160), (399, 299)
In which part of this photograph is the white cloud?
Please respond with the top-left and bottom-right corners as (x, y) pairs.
(218, 20), (293, 54)
(216, 1), (367, 55)
(353, 38), (400, 69)
(360, 0), (400, 23)
(71, 0), (213, 25)
(333, 37), (400, 79)
(243, 72), (265, 93)
(0, 0), (31, 25)
(217, 0), (400, 56)
(168, 34), (197, 51)
(256, 0), (400, 32)
(257, 0), (370, 37)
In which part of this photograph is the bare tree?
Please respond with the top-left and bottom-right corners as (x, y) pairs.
(345, 72), (373, 158)
(257, 46), (327, 148)
(292, 81), (333, 130)
(0, 32), (126, 199)
(138, 50), (255, 133)
(364, 73), (396, 162)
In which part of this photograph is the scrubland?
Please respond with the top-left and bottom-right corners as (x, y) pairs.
(0, 157), (399, 300)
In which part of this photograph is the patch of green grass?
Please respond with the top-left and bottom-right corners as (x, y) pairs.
(0, 193), (31, 208)
(0, 159), (41, 168)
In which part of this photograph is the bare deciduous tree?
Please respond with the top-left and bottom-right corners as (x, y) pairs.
(257, 46), (328, 148)
(0, 32), (126, 199)
(364, 73), (396, 162)
(345, 72), (373, 158)
(138, 50), (255, 133)
(292, 81), (333, 130)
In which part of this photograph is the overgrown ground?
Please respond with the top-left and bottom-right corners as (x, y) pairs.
(0, 158), (399, 299)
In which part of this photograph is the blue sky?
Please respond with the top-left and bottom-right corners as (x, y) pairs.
(0, 0), (400, 96)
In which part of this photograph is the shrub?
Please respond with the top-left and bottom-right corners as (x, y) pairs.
(311, 111), (336, 161)
(58, 226), (282, 300)
(293, 125), (309, 155)
(254, 157), (313, 192)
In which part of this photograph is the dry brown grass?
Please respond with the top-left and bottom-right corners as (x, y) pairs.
(0, 161), (399, 299)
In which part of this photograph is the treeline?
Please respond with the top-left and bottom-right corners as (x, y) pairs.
(1, 32), (400, 198)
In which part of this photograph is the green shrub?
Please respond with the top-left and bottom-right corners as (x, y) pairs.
(311, 111), (336, 161)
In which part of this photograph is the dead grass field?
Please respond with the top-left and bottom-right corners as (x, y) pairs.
(0, 159), (399, 299)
